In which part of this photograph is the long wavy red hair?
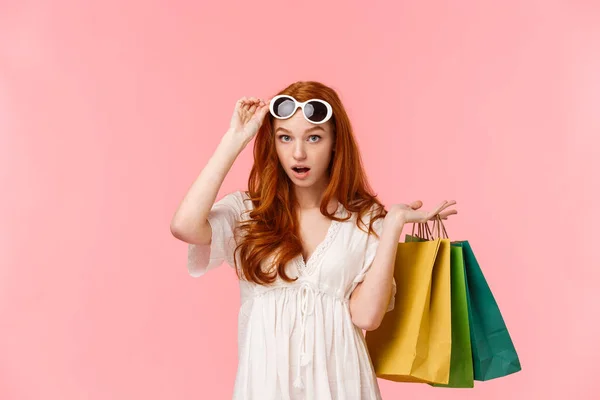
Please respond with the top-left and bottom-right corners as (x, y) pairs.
(233, 81), (387, 284)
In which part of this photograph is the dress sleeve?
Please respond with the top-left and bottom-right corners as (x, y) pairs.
(187, 190), (245, 278)
(350, 207), (396, 313)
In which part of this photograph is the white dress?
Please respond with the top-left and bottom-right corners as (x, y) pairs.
(187, 190), (396, 400)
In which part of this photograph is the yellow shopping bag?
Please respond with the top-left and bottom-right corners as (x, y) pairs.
(365, 222), (452, 384)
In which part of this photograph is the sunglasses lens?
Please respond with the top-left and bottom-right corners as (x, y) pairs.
(272, 97), (296, 118)
(305, 101), (329, 123)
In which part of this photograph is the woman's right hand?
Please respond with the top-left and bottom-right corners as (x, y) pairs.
(227, 96), (271, 147)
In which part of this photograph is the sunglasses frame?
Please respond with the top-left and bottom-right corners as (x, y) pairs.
(269, 95), (333, 125)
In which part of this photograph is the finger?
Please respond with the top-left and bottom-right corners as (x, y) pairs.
(432, 200), (449, 215)
(236, 97), (246, 110)
(252, 104), (269, 121)
(439, 200), (457, 211)
(439, 209), (457, 219)
(428, 208), (457, 221)
(424, 200), (450, 220)
(429, 215), (448, 220)
(261, 103), (271, 117)
(248, 103), (258, 113)
(257, 104), (270, 120)
(241, 96), (253, 111)
(409, 200), (423, 210)
(256, 101), (267, 113)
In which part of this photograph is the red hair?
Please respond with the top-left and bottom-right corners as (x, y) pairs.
(233, 81), (387, 284)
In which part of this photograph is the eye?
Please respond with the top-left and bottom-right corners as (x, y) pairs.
(308, 135), (321, 142)
(278, 135), (291, 142)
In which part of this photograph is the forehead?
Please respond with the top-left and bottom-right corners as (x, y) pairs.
(273, 110), (332, 136)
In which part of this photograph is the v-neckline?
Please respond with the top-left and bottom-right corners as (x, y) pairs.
(295, 202), (344, 276)
(300, 218), (333, 265)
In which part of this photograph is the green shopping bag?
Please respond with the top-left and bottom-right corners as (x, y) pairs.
(406, 222), (474, 388)
(456, 240), (522, 381)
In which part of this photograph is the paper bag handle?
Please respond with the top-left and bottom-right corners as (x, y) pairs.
(431, 215), (450, 239)
(411, 219), (434, 240)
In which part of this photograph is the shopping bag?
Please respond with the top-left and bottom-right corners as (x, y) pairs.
(406, 219), (474, 388)
(365, 222), (452, 384)
(455, 240), (522, 381)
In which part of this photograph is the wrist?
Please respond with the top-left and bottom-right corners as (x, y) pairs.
(384, 210), (406, 234)
(221, 131), (246, 153)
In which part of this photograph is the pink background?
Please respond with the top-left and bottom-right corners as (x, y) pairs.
(1, 1), (598, 399)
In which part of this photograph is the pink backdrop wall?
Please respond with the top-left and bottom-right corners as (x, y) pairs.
(2, 1), (598, 399)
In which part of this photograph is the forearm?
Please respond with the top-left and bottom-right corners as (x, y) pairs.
(350, 211), (405, 330)
(170, 131), (245, 240)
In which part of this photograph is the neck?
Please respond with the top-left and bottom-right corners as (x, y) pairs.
(292, 177), (337, 211)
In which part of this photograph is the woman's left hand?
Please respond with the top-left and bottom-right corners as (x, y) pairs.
(388, 200), (458, 224)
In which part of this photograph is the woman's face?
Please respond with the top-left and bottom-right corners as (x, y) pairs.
(273, 109), (335, 188)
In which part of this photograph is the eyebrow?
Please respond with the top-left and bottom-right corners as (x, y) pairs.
(274, 126), (325, 135)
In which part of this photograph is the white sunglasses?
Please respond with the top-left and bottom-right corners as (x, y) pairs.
(269, 95), (333, 124)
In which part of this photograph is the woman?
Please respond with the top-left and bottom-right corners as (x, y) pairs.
(170, 81), (457, 399)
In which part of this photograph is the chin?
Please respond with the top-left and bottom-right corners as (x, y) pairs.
(294, 180), (313, 186)
(285, 174), (312, 186)
(289, 177), (311, 185)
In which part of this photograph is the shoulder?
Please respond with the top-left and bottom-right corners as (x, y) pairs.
(348, 201), (386, 240)
(370, 202), (386, 228)
(230, 189), (251, 204)
(363, 202), (385, 224)
(215, 190), (253, 216)
(367, 201), (385, 217)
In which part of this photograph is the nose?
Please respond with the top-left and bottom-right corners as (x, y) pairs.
(293, 141), (307, 160)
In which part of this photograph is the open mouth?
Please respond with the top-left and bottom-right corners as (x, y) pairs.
(292, 167), (310, 173)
